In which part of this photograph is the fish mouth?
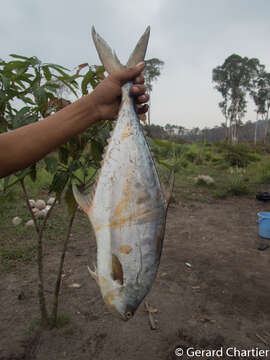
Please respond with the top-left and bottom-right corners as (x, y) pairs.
(124, 311), (133, 320)
(106, 305), (135, 321)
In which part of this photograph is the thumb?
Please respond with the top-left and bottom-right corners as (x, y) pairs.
(112, 62), (145, 85)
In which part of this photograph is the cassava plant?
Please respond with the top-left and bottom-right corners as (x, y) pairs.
(0, 54), (111, 328)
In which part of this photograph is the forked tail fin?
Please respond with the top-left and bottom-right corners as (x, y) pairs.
(91, 26), (150, 74)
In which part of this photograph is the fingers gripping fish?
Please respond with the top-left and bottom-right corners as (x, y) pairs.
(73, 26), (167, 321)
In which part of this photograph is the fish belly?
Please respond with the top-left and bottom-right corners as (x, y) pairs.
(89, 100), (165, 287)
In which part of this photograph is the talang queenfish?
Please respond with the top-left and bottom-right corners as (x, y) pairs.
(73, 26), (168, 321)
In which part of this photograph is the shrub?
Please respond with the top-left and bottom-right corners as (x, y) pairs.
(227, 168), (251, 195)
(223, 144), (260, 168)
(213, 160), (230, 170)
(185, 150), (197, 162)
(204, 151), (212, 162)
(256, 159), (270, 184)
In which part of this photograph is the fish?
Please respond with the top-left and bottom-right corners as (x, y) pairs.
(73, 26), (167, 321)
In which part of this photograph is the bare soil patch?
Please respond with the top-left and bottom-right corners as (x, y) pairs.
(1, 196), (270, 359)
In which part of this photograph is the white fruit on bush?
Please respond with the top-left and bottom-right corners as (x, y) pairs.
(195, 175), (215, 185)
(47, 197), (55, 205)
(36, 199), (46, 210)
(38, 209), (47, 218)
(32, 207), (39, 215)
(12, 217), (22, 226)
(29, 199), (36, 208)
(25, 220), (34, 227)
(45, 205), (51, 212)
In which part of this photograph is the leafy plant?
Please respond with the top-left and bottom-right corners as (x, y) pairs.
(226, 167), (250, 195)
(223, 143), (260, 167)
(0, 54), (109, 328)
(255, 158), (270, 184)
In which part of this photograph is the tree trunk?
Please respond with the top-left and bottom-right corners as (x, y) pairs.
(50, 206), (77, 328)
(254, 112), (258, 146)
(147, 97), (151, 125)
(263, 107), (269, 143)
(20, 179), (49, 326)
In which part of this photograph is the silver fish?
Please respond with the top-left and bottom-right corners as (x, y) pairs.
(73, 26), (167, 321)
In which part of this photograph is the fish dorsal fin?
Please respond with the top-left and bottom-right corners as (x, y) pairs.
(91, 26), (123, 74)
(111, 254), (124, 285)
(72, 184), (92, 215)
(126, 26), (150, 68)
(91, 26), (150, 74)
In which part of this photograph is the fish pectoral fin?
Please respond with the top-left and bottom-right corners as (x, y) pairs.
(87, 265), (98, 284)
(72, 184), (93, 215)
(111, 254), (124, 285)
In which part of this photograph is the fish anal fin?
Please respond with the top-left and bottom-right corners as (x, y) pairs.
(72, 184), (93, 215)
(111, 254), (124, 285)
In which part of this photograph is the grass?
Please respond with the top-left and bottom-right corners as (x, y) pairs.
(0, 169), (90, 273)
(156, 141), (270, 202)
(1, 141), (270, 272)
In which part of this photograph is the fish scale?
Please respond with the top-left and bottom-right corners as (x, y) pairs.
(73, 26), (167, 321)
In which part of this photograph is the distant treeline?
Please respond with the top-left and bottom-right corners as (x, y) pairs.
(145, 120), (270, 143)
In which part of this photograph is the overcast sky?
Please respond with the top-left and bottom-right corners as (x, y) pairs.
(1, 0), (270, 129)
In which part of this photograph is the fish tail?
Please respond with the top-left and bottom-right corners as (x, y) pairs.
(126, 26), (150, 68)
(91, 26), (150, 74)
(92, 26), (123, 74)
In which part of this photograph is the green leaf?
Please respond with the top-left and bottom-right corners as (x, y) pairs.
(15, 167), (31, 180)
(3, 176), (10, 190)
(19, 96), (35, 105)
(0, 74), (10, 90)
(33, 87), (47, 106)
(49, 171), (69, 199)
(44, 156), (58, 174)
(29, 164), (37, 182)
(54, 76), (78, 97)
(5, 61), (29, 73)
(47, 64), (70, 77)
(157, 158), (174, 170)
(64, 184), (77, 214)
(153, 138), (173, 149)
(91, 140), (103, 163)
(29, 56), (41, 67)
(9, 54), (30, 60)
(59, 146), (69, 165)
(12, 107), (37, 129)
(81, 69), (95, 95)
(42, 66), (52, 81)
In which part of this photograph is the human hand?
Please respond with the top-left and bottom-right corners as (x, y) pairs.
(91, 62), (149, 121)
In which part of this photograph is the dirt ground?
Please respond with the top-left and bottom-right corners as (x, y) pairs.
(1, 196), (270, 360)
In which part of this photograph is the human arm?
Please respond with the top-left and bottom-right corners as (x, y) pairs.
(0, 62), (148, 178)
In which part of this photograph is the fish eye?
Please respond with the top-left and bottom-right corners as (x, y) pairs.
(125, 311), (133, 319)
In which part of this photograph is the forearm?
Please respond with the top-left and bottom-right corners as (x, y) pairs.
(0, 93), (100, 178)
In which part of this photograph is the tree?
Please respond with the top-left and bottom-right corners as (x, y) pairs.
(144, 123), (167, 139)
(164, 123), (177, 136)
(250, 68), (270, 144)
(144, 58), (164, 125)
(213, 54), (261, 144)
